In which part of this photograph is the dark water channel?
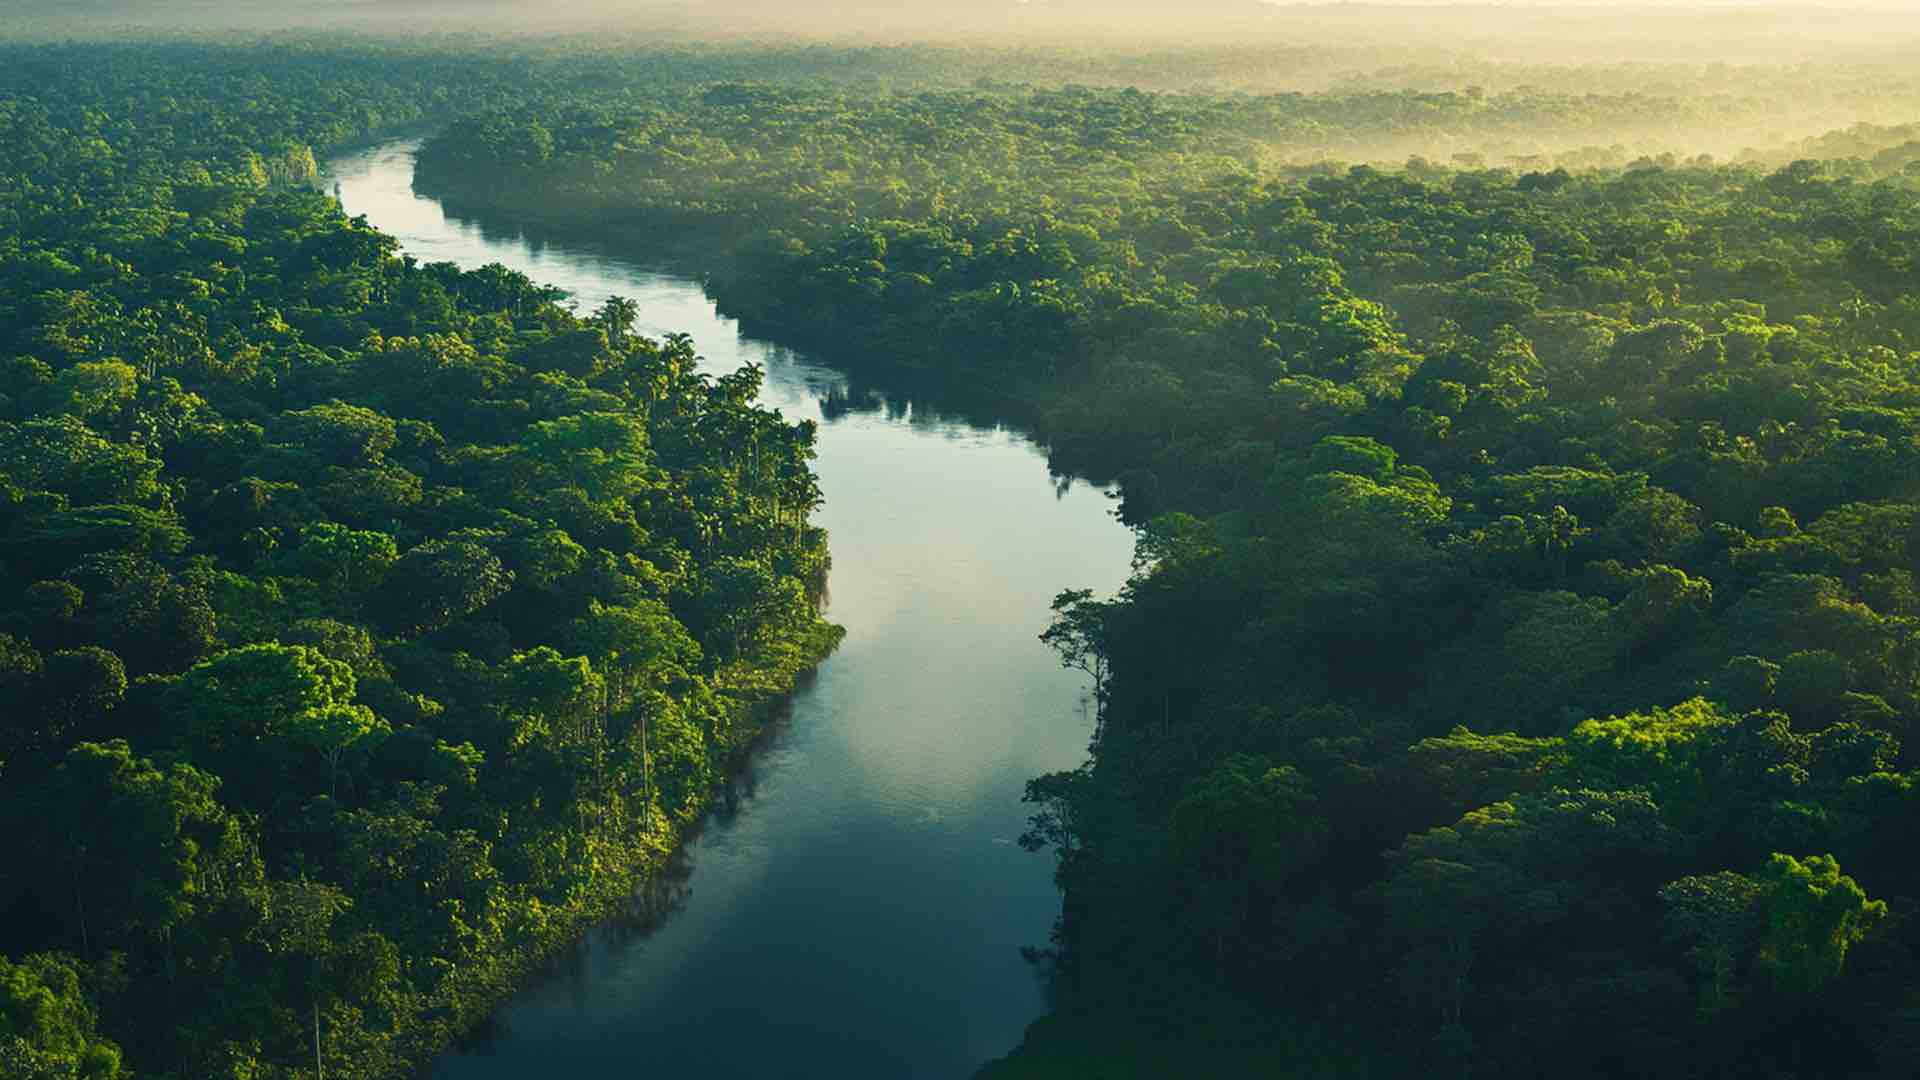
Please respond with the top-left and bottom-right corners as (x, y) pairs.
(323, 140), (1134, 1079)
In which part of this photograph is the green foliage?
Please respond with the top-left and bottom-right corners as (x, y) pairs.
(1039, 589), (1117, 725)
(0, 953), (123, 1079)
(276, 523), (400, 595)
(1564, 698), (1732, 811)
(390, 59), (1920, 1079)
(13, 28), (1920, 1080)
(1754, 853), (1887, 997)
(1659, 870), (1764, 1015)
(273, 401), (399, 469)
(169, 643), (358, 753)
(42, 361), (137, 426)
(567, 600), (703, 686)
(3, 740), (257, 952)
(0, 40), (841, 1080)
(375, 541), (513, 636)
(1171, 755), (1324, 885)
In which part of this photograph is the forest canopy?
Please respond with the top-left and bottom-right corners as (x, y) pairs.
(8, 21), (1920, 1080)
(0, 40), (838, 1078)
(411, 36), (1920, 1080)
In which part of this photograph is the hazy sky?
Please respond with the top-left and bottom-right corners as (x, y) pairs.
(8, 0), (1920, 53)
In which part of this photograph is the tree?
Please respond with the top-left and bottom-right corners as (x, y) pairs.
(248, 880), (350, 1079)
(1659, 870), (1764, 1014)
(4, 740), (254, 958)
(595, 294), (641, 349)
(1604, 488), (1704, 563)
(374, 541), (513, 636)
(1456, 590), (1621, 733)
(1403, 727), (1563, 823)
(22, 582), (83, 651)
(0, 417), (163, 506)
(57, 556), (215, 676)
(1716, 655), (1781, 712)
(515, 412), (654, 502)
(689, 558), (803, 663)
(167, 644), (377, 805)
(1171, 754), (1325, 886)
(1776, 650), (1855, 723)
(0, 635), (47, 769)
(273, 401), (398, 469)
(567, 601), (701, 689)
(1018, 767), (1090, 858)
(1754, 853), (1886, 997)
(1385, 789), (1672, 1038)
(1615, 565), (1713, 655)
(1040, 588), (1118, 729)
(41, 360), (138, 428)
(37, 648), (126, 748)
(170, 644), (354, 748)
(0, 953), (122, 1079)
(1171, 755), (1326, 962)
(566, 601), (704, 812)
(284, 704), (390, 800)
(1564, 698), (1734, 820)
(278, 523), (400, 595)
(25, 506), (190, 561)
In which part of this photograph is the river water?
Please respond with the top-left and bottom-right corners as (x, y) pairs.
(323, 140), (1133, 1078)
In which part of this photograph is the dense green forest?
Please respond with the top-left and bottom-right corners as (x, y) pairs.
(0, 42), (839, 1078)
(419, 62), (1920, 1080)
(12, 25), (1920, 1080)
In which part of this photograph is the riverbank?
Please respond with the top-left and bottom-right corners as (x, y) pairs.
(0, 40), (858, 1074)
(328, 138), (1138, 1079)
(395, 629), (842, 1075)
(419, 185), (1075, 464)
(309, 131), (849, 1068)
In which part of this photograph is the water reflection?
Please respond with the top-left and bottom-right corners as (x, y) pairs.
(426, 189), (1052, 441)
(325, 139), (1135, 1080)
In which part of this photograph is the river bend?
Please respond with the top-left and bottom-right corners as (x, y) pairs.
(322, 140), (1133, 1079)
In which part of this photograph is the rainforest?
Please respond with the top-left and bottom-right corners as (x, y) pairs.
(6, 5), (1920, 1079)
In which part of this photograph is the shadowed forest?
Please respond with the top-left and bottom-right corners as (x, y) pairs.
(6, 5), (1920, 1078)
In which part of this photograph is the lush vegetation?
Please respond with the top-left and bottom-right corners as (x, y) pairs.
(13, 27), (1920, 1079)
(420, 71), (1920, 1079)
(0, 42), (838, 1078)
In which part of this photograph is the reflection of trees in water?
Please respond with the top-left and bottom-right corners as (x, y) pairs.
(428, 179), (1078, 459)
(606, 856), (695, 936)
(812, 371), (1041, 436)
(450, 680), (813, 1058)
(816, 376), (1114, 505)
(454, 1006), (514, 1053)
(817, 384), (884, 422)
(449, 856), (700, 1057)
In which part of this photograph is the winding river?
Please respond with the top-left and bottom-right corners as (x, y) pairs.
(322, 140), (1133, 1078)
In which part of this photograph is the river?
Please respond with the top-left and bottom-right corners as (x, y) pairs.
(322, 140), (1134, 1078)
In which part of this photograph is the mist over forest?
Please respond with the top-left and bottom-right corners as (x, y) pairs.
(14, 0), (1920, 55)
(15, 0), (1920, 162)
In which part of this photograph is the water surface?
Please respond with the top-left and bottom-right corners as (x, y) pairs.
(324, 140), (1134, 1079)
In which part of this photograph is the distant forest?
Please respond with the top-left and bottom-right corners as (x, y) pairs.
(6, 27), (1920, 1080)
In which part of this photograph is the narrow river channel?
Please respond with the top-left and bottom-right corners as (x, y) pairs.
(323, 140), (1135, 1079)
